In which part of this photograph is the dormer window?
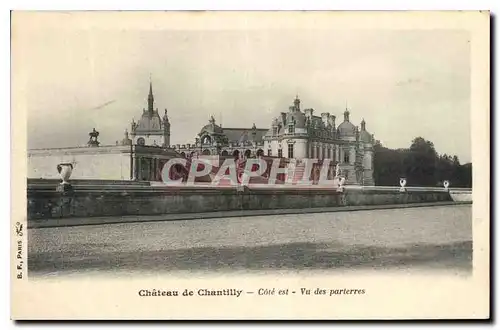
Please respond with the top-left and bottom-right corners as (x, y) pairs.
(202, 136), (211, 145)
(288, 124), (295, 134)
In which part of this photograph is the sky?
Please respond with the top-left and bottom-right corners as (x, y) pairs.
(15, 13), (472, 163)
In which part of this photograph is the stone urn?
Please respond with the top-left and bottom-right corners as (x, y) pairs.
(399, 178), (407, 192)
(443, 180), (450, 191)
(57, 163), (74, 185)
(336, 177), (346, 193)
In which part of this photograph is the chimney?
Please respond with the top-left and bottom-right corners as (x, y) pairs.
(304, 108), (314, 118)
(280, 112), (287, 125)
(321, 112), (330, 126)
(328, 115), (336, 129)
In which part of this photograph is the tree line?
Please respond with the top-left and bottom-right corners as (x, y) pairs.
(373, 137), (472, 188)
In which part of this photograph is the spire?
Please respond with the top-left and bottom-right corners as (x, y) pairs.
(148, 76), (154, 113)
(361, 118), (366, 130)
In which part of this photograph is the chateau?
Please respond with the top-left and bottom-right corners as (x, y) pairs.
(262, 96), (375, 185)
(28, 82), (375, 185)
(171, 93), (375, 185)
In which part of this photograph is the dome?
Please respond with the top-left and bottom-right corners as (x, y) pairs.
(359, 119), (372, 143)
(199, 123), (223, 135)
(286, 111), (306, 129)
(360, 130), (372, 143)
(337, 121), (356, 137)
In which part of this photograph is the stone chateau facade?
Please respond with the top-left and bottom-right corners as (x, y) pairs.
(126, 83), (375, 185)
(28, 81), (375, 185)
(262, 96), (375, 185)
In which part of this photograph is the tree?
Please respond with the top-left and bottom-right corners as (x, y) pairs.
(405, 137), (438, 186)
(373, 137), (471, 188)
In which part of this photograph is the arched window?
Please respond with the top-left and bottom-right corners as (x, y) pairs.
(221, 150), (229, 156)
(202, 149), (211, 155)
(202, 136), (212, 145)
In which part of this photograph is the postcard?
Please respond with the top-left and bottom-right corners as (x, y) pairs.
(11, 10), (490, 320)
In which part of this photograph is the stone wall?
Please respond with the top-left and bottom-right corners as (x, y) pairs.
(28, 146), (133, 180)
(27, 180), (454, 220)
(27, 145), (180, 181)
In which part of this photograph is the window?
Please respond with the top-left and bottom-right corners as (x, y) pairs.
(288, 144), (294, 159)
(288, 124), (295, 134)
(278, 149), (283, 158)
(344, 151), (350, 163)
(202, 136), (211, 144)
(316, 146), (320, 159)
(344, 170), (349, 180)
(137, 137), (145, 146)
(267, 149), (272, 156)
